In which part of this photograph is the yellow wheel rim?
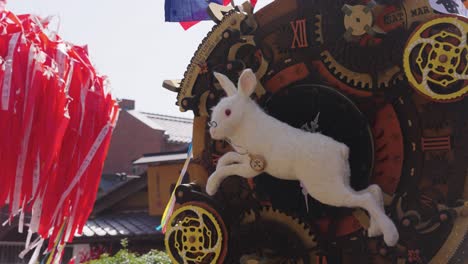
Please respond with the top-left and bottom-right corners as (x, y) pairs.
(164, 202), (227, 264)
(403, 16), (468, 102)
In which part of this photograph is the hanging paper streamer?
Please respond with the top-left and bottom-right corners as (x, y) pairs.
(0, 8), (119, 264)
(157, 143), (193, 233)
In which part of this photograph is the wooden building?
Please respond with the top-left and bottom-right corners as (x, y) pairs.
(103, 98), (193, 175)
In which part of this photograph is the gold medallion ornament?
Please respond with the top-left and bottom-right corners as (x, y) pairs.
(164, 202), (228, 264)
(403, 15), (468, 102)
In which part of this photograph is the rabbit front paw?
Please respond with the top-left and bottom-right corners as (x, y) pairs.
(206, 174), (220, 196)
(367, 220), (382, 237)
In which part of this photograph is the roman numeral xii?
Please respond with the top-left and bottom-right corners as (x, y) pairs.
(290, 19), (309, 48)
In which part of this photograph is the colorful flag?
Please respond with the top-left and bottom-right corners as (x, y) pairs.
(165, 0), (223, 22)
(166, 0), (258, 30)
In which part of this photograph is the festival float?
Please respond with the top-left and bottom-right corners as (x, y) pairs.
(161, 0), (468, 263)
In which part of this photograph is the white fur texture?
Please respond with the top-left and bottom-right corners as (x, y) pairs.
(206, 69), (399, 246)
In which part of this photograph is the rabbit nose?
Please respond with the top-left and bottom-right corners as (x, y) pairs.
(208, 121), (217, 128)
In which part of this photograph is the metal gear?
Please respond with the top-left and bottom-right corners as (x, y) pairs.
(393, 194), (468, 263)
(313, 1), (415, 93)
(237, 206), (318, 264)
(177, 2), (267, 115)
(164, 202), (228, 264)
(403, 15), (468, 102)
(320, 50), (405, 90)
(431, 213), (468, 263)
(176, 9), (247, 112)
(226, 34), (268, 97)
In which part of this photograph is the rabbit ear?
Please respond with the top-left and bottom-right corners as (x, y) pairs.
(238, 68), (257, 97)
(214, 72), (237, 97)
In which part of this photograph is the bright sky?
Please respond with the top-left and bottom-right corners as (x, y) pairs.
(7, 0), (272, 118)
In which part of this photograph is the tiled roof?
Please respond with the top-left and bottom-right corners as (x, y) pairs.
(75, 213), (162, 239)
(133, 152), (192, 165)
(127, 110), (193, 143)
(97, 174), (132, 199)
(92, 175), (147, 217)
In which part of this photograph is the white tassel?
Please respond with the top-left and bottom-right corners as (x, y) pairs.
(65, 189), (81, 242)
(25, 229), (33, 249)
(27, 238), (44, 264)
(31, 152), (41, 201)
(29, 187), (45, 233)
(19, 236), (42, 259)
(6, 33), (23, 218)
(1, 32), (20, 110)
(19, 202), (25, 233)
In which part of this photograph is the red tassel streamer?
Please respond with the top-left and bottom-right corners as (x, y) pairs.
(0, 9), (119, 262)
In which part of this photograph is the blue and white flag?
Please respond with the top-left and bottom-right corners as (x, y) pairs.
(165, 0), (223, 22)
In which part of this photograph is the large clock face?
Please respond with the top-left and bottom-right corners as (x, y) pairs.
(173, 0), (468, 262)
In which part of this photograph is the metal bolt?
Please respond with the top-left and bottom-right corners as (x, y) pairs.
(177, 190), (184, 198)
(189, 236), (196, 243)
(379, 248), (387, 256)
(439, 55), (448, 63)
(342, 5), (353, 16)
(440, 213), (448, 222)
(402, 218), (411, 227)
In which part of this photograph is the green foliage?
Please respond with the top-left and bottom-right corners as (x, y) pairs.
(84, 239), (171, 264)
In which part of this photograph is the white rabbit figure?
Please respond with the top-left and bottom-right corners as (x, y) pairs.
(206, 68), (399, 247)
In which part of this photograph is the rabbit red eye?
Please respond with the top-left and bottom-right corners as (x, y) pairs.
(225, 109), (231, 116)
